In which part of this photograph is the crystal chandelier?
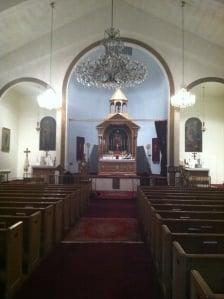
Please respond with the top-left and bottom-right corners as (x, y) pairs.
(37, 2), (60, 110)
(75, 0), (148, 89)
(171, 1), (196, 109)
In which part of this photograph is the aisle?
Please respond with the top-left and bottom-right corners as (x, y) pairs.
(13, 199), (161, 299)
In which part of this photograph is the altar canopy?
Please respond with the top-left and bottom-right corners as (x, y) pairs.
(96, 89), (139, 175)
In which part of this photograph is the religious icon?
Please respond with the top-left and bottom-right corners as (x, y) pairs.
(1, 127), (10, 153)
(39, 117), (56, 151)
(185, 117), (202, 152)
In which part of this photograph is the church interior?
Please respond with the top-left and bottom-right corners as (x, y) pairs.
(0, 0), (224, 298)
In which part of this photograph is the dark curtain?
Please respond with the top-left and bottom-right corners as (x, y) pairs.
(76, 136), (85, 161)
(155, 120), (167, 176)
(152, 138), (160, 164)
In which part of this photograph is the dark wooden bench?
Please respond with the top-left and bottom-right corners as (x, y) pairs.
(0, 205), (54, 256)
(172, 239), (224, 299)
(161, 228), (224, 299)
(0, 220), (23, 299)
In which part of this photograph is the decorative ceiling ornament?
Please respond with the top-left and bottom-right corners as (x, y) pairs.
(75, 0), (148, 89)
(171, 0), (196, 109)
(37, 2), (60, 110)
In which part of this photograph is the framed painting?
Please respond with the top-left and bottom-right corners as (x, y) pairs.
(185, 117), (202, 152)
(39, 116), (56, 151)
(1, 127), (10, 152)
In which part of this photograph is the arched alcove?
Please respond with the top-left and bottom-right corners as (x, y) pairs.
(62, 39), (175, 174)
(0, 79), (57, 178)
(180, 78), (224, 183)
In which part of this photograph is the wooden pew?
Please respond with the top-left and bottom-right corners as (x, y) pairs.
(151, 210), (224, 259)
(0, 191), (71, 227)
(0, 205), (54, 257)
(146, 203), (224, 243)
(0, 183), (88, 221)
(0, 210), (41, 275)
(190, 269), (224, 299)
(0, 220), (23, 299)
(172, 239), (224, 299)
(161, 226), (224, 299)
(0, 195), (67, 235)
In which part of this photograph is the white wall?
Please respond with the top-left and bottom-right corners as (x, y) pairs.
(180, 92), (224, 184)
(0, 91), (19, 178)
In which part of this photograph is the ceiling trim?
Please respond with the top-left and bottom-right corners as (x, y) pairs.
(0, 77), (50, 98)
(187, 77), (224, 90)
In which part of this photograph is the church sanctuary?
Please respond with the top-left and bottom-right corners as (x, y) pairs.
(1, 0), (224, 298)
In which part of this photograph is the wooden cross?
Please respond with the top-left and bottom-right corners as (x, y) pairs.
(192, 152), (197, 160)
(24, 148), (31, 158)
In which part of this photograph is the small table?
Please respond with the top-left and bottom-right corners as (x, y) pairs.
(183, 167), (210, 187)
(0, 170), (10, 182)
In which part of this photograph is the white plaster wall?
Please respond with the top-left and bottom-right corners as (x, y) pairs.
(180, 94), (224, 184)
(0, 91), (19, 178)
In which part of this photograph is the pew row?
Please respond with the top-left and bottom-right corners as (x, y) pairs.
(172, 239), (224, 299)
(0, 198), (63, 244)
(0, 206), (54, 256)
(0, 210), (41, 275)
(161, 229), (224, 299)
(151, 210), (224, 260)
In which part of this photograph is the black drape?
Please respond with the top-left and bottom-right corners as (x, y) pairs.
(155, 120), (167, 176)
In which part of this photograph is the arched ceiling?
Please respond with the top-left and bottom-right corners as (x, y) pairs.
(0, 0), (223, 59)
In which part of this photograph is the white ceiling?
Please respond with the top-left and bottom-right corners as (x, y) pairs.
(0, 0), (224, 59)
(1, 0), (224, 99)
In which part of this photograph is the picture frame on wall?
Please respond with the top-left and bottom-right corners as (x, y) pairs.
(1, 127), (10, 153)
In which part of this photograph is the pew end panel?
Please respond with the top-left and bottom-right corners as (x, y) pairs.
(172, 241), (224, 299)
(0, 221), (23, 299)
(190, 269), (224, 299)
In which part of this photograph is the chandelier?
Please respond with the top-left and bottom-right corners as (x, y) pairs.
(171, 1), (196, 109)
(37, 2), (60, 110)
(75, 0), (148, 89)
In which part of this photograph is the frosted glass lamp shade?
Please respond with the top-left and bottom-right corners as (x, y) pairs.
(37, 88), (60, 110)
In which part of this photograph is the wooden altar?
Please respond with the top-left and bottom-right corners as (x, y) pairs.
(99, 159), (136, 174)
(97, 114), (139, 175)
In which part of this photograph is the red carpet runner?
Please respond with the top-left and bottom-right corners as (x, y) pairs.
(13, 199), (161, 299)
